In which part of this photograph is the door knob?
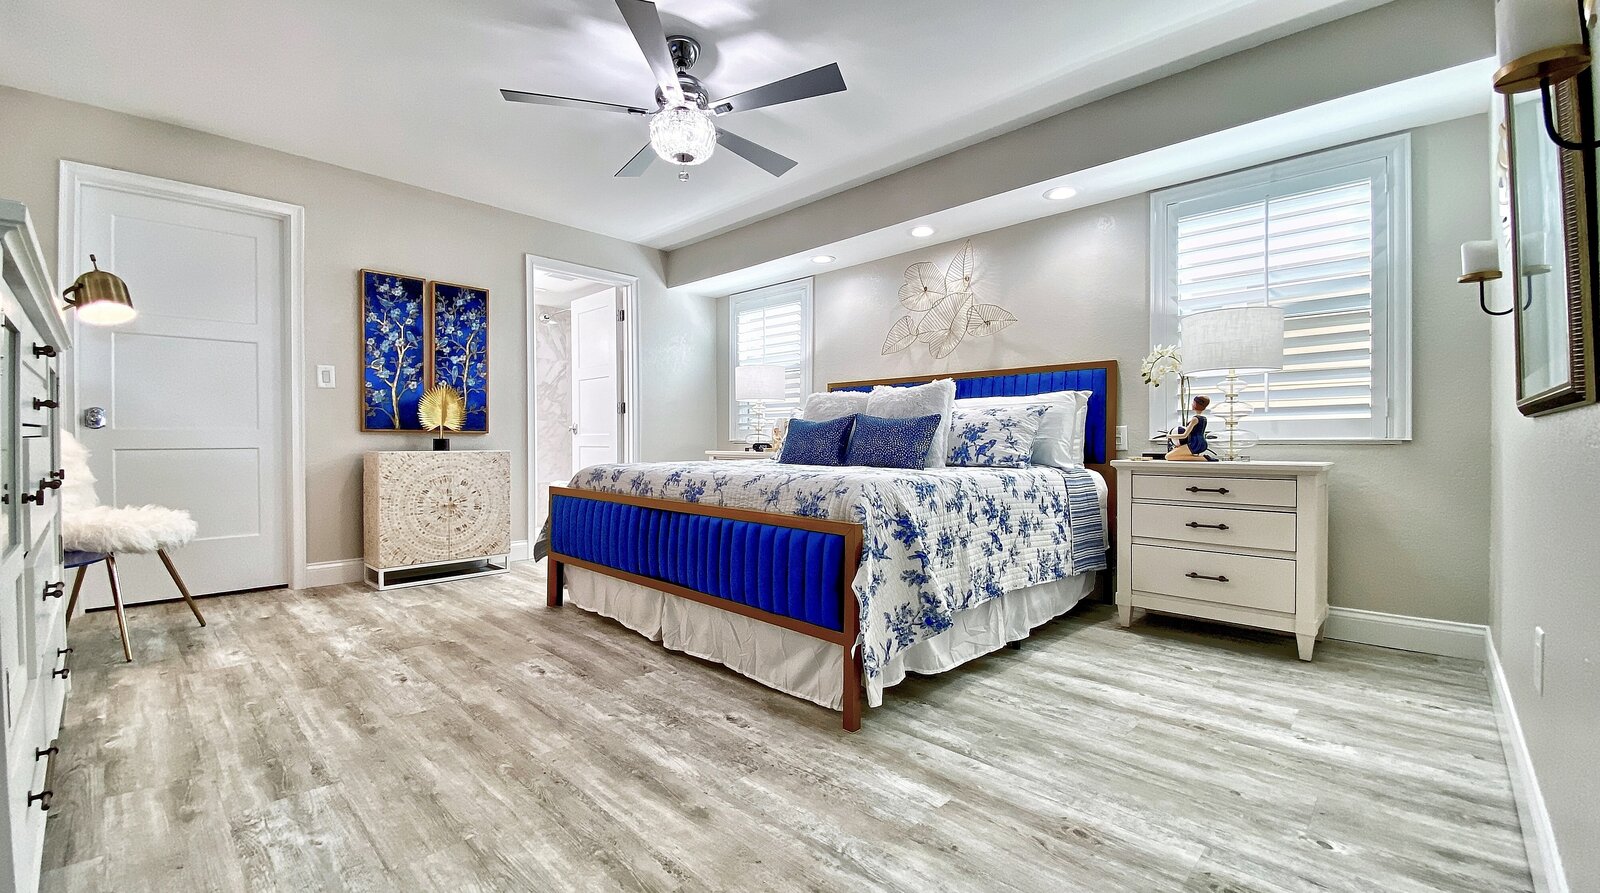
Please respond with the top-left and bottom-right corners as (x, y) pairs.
(83, 406), (107, 429)
(568, 425), (578, 434)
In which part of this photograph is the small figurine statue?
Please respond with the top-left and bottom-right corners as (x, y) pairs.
(1165, 395), (1216, 462)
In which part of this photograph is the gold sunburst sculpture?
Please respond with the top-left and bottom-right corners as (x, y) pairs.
(418, 383), (466, 435)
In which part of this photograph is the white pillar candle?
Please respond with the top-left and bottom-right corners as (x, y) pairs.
(1497, 0), (1585, 71)
(1521, 231), (1548, 267)
(1462, 240), (1501, 277)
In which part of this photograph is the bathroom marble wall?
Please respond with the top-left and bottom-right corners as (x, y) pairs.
(533, 305), (572, 518)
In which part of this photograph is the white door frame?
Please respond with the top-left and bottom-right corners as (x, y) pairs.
(525, 253), (639, 539)
(57, 161), (309, 588)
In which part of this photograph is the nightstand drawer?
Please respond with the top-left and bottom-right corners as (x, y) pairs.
(1132, 473), (1296, 508)
(1130, 544), (1296, 613)
(1131, 502), (1296, 552)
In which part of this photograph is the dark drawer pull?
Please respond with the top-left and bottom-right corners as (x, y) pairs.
(1185, 486), (1230, 495)
(50, 469), (64, 482)
(31, 343), (56, 358)
(32, 398), (59, 410)
(42, 582), (64, 600)
(26, 790), (51, 811)
(34, 746), (57, 761)
(1185, 521), (1230, 531)
(25, 477), (62, 505)
(57, 648), (72, 657)
(1185, 572), (1230, 583)
(52, 667), (69, 679)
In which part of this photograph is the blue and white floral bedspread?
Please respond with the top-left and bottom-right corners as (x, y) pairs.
(568, 461), (1107, 685)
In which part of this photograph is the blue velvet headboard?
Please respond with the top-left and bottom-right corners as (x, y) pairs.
(828, 361), (1120, 466)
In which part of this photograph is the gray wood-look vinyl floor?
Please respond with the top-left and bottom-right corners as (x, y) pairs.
(41, 562), (1530, 892)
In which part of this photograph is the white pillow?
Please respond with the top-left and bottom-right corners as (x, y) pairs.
(957, 389), (1092, 467)
(864, 379), (956, 468)
(802, 391), (869, 421)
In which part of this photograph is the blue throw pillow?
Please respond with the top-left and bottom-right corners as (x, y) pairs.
(845, 413), (944, 469)
(778, 414), (856, 466)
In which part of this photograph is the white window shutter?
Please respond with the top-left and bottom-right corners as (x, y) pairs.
(728, 280), (812, 441)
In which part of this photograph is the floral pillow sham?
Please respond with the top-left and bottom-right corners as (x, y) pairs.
(946, 404), (1051, 468)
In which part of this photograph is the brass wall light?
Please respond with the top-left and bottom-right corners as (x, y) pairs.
(1495, 0), (1597, 150)
(61, 254), (136, 326)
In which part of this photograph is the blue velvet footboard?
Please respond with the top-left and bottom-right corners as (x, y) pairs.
(544, 486), (867, 729)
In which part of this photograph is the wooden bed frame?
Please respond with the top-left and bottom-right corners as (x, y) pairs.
(546, 360), (1118, 731)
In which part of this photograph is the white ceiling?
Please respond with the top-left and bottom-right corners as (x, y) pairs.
(0, 0), (1392, 250)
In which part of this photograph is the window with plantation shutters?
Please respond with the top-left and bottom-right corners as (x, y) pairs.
(728, 279), (812, 441)
(1150, 135), (1412, 441)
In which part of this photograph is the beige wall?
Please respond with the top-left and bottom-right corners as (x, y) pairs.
(721, 115), (1492, 624)
(668, 0), (1494, 288)
(1486, 131), (1600, 884)
(0, 86), (716, 567)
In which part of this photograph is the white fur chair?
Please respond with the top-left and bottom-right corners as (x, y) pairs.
(60, 433), (205, 661)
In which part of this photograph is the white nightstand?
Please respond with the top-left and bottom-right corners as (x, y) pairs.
(1112, 459), (1332, 660)
(705, 449), (777, 461)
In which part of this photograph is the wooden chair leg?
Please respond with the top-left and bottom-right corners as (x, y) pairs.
(64, 565), (88, 627)
(105, 556), (133, 663)
(156, 548), (206, 628)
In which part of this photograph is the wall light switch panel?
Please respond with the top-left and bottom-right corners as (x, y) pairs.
(1533, 626), (1546, 695)
(1115, 425), (1127, 451)
(316, 365), (336, 389)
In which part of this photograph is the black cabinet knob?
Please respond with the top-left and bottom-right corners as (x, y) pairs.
(57, 648), (72, 657)
(32, 398), (58, 410)
(42, 582), (64, 600)
(34, 746), (57, 761)
(26, 790), (51, 811)
(40, 478), (61, 491)
(51, 667), (69, 679)
(31, 343), (57, 358)
(49, 469), (64, 481)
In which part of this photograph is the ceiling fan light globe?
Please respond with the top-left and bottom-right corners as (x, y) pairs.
(649, 105), (716, 166)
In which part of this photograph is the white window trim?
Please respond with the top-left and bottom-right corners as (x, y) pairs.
(726, 278), (813, 443)
(1148, 134), (1413, 443)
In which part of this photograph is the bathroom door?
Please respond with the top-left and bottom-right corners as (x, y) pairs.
(569, 288), (620, 471)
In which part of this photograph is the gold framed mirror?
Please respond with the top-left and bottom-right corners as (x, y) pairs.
(1504, 80), (1597, 416)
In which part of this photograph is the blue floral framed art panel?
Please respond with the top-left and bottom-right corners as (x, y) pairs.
(428, 280), (489, 433)
(361, 269), (428, 432)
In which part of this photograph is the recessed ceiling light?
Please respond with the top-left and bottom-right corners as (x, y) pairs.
(811, 254), (836, 264)
(1044, 186), (1078, 201)
(909, 225), (936, 238)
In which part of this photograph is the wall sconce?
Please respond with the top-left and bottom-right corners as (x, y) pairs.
(1459, 240), (1528, 316)
(1494, 0), (1597, 150)
(61, 254), (137, 326)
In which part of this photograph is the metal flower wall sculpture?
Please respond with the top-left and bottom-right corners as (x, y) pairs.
(883, 240), (1016, 358)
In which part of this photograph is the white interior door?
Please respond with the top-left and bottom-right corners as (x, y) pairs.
(73, 182), (287, 606)
(570, 288), (619, 470)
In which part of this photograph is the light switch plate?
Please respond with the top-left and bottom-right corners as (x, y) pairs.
(1115, 425), (1127, 451)
(316, 365), (336, 388)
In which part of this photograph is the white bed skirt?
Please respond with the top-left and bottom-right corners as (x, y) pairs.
(564, 566), (1096, 711)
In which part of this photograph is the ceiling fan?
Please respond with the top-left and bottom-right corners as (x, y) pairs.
(500, 0), (847, 180)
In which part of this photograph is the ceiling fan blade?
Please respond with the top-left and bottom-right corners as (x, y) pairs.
(711, 63), (846, 115)
(615, 143), (658, 178)
(500, 89), (649, 115)
(614, 0), (684, 107)
(716, 129), (797, 177)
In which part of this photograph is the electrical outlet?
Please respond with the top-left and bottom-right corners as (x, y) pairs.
(1534, 627), (1546, 695)
(1115, 425), (1127, 451)
(316, 365), (336, 389)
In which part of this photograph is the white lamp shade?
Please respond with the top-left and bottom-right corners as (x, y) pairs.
(735, 364), (787, 401)
(1497, 0), (1584, 70)
(1181, 306), (1285, 375)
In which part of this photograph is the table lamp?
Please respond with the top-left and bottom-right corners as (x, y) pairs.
(1180, 305), (1284, 461)
(734, 364), (786, 450)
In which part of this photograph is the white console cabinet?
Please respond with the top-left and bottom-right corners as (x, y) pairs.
(0, 201), (72, 893)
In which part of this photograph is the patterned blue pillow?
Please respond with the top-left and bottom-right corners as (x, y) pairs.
(946, 405), (1050, 467)
(844, 413), (944, 469)
(778, 414), (856, 466)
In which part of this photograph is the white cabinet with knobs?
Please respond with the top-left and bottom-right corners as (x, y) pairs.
(0, 200), (71, 893)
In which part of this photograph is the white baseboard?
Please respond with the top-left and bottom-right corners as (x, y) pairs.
(301, 540), (531, 590)
(1322, 606), (1487, 660)
(302, 558), (364, 589)
(1486, 638), (1569, 893)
